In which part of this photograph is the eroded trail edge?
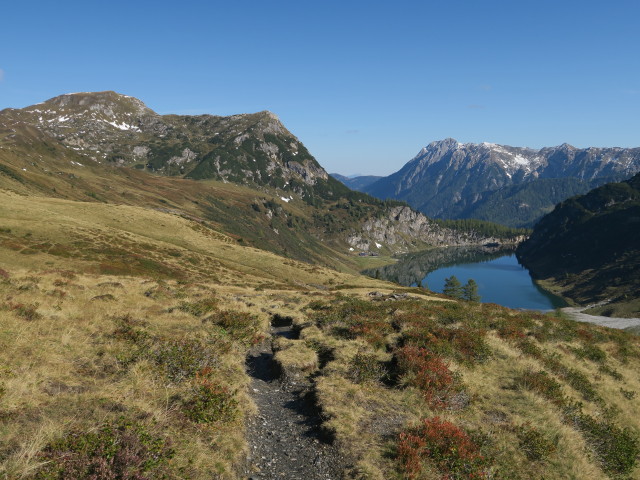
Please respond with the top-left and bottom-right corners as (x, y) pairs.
(243, 316), (343, 479)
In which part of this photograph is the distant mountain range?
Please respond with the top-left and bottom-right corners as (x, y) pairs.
(334, 138), (640, 227)
(330, 173), (382, 191)
(517, 172), (640, 316)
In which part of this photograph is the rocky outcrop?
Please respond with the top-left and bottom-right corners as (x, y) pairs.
(347, 206), (522, 253)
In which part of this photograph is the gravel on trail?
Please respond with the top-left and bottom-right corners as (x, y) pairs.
(243, 320), (345, 480)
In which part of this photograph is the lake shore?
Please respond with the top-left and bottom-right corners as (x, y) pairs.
(561, 306), (640, 330)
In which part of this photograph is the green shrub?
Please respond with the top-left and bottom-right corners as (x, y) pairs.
(348, 351), (387, 384)
(175, 298), (218, 317)
(563, 403), (640, 476)
(34, 418), (173, 479)
(517, 370), (565, 406)
(515, 423), (557, 461)
(203, 310), (259, 344)
(8, 302), (42, 321)
(572, 344), (607, 363)
(183, 378), (238, 424)
(153, 339), (219, 383)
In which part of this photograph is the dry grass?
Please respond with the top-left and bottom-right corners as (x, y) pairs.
(302, 295), (640, 479)
(0, 271), (258, 479)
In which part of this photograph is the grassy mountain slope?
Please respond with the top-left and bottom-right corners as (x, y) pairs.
(517, 173), (640, 317)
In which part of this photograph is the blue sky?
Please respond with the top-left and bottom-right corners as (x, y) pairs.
(1, 1), (639, 175)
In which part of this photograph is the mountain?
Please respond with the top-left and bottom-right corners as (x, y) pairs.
(0, 91), (333, 201)
(330, 173), (383, 191)
(0, 92), (522, 269)
(517, 172), (640, 317)
(363, 138), (640, 227)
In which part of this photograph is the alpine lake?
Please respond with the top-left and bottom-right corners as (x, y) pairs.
(364, 246), (567, 311)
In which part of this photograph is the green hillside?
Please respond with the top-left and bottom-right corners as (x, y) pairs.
(517, 173), (640, 317)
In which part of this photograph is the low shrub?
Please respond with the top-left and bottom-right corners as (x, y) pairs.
(599, 364), (623, 381)
(398, 417), (489, 479)
(183, 375), (238, 424)
(571, 344), (607, 363)
(515, 423), (557, 461)
(153, 339), (219, 383)
(175, 298), (218, 317)
(563, 403), (640, 476)
(7, 302), (42, 321)
(203, 310), (259, 344)
(517, 370), (566, 406)
(33, 418), (173, 479)
(404, 324), (491, 364)
(348, 351), (388, 384)
(396, 346), (461, 409)
(112, 315), (150, 345)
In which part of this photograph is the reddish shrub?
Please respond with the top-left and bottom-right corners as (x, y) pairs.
(497, 323), (526, 340)
(398, 417), (489, 479)
(396, 346), (459, 409)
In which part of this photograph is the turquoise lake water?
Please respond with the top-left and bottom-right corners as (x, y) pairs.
(419, 253), (567, 311)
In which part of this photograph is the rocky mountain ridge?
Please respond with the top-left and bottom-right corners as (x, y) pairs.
(1, 91), (329, 197)
(363, 138), (640, 226)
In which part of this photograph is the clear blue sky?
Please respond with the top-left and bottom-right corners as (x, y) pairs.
(1, 1), (639, 175)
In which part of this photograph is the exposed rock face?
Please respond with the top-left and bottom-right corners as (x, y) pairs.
(347, 206), (522, 253)
(364, 138), (640, 227)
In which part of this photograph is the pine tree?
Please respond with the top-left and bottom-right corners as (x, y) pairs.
(462, 278), (481, 302)
(443, 275), (463, 299)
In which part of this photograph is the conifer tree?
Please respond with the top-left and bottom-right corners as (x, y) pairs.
(462, 278), (481, 302)
(443, 275), (463, 299)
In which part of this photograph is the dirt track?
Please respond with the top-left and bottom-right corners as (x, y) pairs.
(561, 307), (640, 330)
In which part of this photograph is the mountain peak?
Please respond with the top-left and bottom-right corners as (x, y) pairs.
(41, 91), (153, 116)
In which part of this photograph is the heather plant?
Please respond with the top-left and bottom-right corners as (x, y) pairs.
(183, 372), (238, 424)
(396, 345), (461, 409)
(33, 418), (174, 480)
(403, 323), (491, 365)
(397, 417), (490, 479)
(517, 370), (566, 406)
(515, 423), (557, 461)
(563, 403), (640, 477)
(6, 302), (42, 321)
(153, 339), (219, 384)
(203, 309), (260, 344)
(174, 298), (219, 317)
(348, 351), (388, 384)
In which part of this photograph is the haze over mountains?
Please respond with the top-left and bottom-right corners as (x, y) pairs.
(337, 138), (640, 227)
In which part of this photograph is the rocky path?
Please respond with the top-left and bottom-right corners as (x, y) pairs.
(243, 318), (344, 479)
